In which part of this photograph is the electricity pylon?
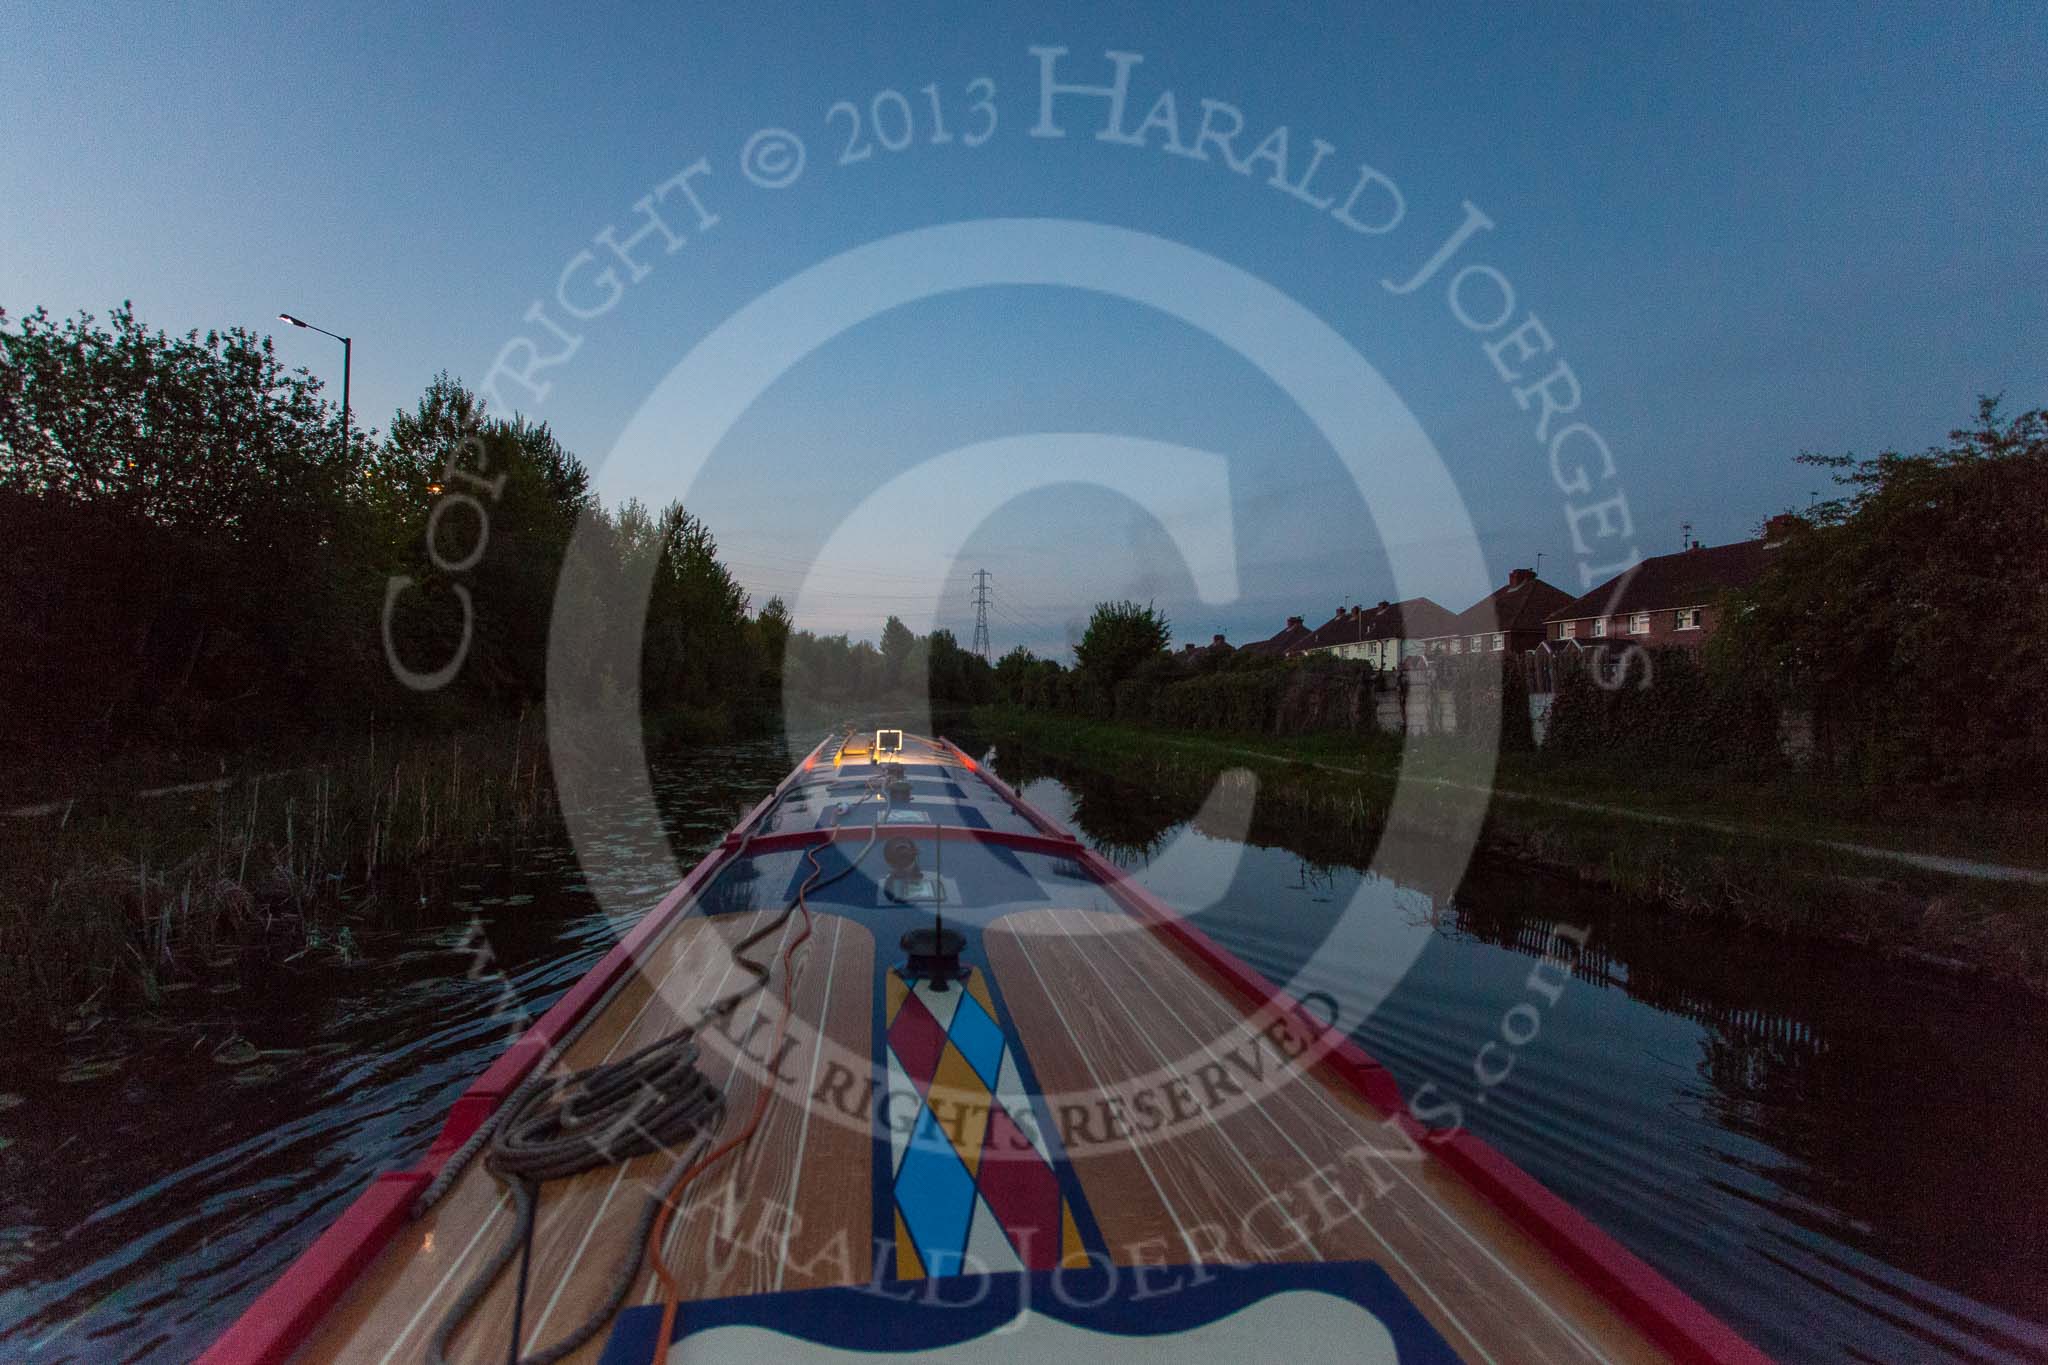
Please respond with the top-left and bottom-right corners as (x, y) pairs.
(970, 569), (992, 662)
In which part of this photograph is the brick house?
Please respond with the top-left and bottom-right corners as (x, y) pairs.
(1420, 569), (1576, 658)
(1176, 633), (1235, 665)
(1542, 515), (1803, 649)
(1297, 597), (1458, 670)
(1238, 615), (1314, 658)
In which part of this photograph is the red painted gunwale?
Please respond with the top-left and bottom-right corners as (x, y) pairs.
(937, 736), (1771, 1365)
(204, 730), (1770, 1365)
(197, 734), (835, 1365)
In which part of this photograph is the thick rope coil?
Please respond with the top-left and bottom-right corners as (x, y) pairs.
(424, 764), (888, 1365)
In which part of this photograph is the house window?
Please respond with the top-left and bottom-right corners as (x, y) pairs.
(1470, 635), (1484, 651)
(1591, 618), (1606, 638)
(1560, 621), (1577, 638)
(1492, 634), (1505, 651)
(1675, 607), (1701, 630)
(1629, 612), (1650, 635)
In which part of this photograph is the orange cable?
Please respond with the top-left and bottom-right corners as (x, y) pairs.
(642, 838), (825, 1364)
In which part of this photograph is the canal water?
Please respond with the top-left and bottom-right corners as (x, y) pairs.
(2, 730), (2044, 1361)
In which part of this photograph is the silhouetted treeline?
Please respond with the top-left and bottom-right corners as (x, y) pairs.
(777, 615), (994, 708)
(0, 304), (778, 762)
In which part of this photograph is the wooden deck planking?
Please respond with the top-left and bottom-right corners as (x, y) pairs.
(985, 906), (1669, 1365)
(302, 908), (874, 1365)
(637, 909), (875, 1306)
(280, 726), (1691, 1363)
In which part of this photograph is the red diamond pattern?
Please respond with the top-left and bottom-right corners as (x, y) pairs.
(977, 1104), (1061, 1269)
(887, 992), (946, 1094)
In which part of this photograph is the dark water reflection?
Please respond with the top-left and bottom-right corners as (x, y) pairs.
(985, 736), (2048, 1365)
(0, 738), (795, 1363)
(4, 728), (2046, 1363)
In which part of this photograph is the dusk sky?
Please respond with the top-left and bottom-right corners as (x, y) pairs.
(6, 3), (2041, 656)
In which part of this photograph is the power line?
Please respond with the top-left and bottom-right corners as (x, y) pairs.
(735, 586), (963, 602)
(990, 593), (1076, 631)
(988, 602), (1060, 639)
(719, 554), (974, 586)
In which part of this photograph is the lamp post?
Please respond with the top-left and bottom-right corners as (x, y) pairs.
(278, 313), (351, 454)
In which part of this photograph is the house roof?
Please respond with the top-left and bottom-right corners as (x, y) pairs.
(1546, 539), (1778, 622)
(1449, 574), (1576, 635)
(1302, 609), (1370, 651)
(1239, 617), (1314, 656)
(1176, 634), (1235, 659)
(1300, 597), (1456, 651)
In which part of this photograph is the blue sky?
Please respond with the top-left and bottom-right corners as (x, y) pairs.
(5, 3), (2042, 655)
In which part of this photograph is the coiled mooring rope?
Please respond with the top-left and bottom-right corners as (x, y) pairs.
(425, 768), (886, 1365)
(425, 1033), (726, 1365)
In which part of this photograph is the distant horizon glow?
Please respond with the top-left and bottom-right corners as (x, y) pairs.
(6, 6), (2040, 656)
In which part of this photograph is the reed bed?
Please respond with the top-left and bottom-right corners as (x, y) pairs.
(0, 715), (558, 1030)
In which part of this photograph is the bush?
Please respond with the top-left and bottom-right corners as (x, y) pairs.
(1711, 399), (2048, 793)
(1538, 645), (1780, 775)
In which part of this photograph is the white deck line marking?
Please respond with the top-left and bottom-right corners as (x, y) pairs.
(1004, 918), (1201, 1264)
(375, 914), (734, 1358)
(1063, 909), (1503, 1365)
(525, 1159), (631, 1347)
(642, 912), (804, 1300)
(518, 912), (762, 1345)
(1093, 910), (1616, 1365)
(512, 920), (737, 1288)
(598, 901), (730, 1066)
(1042, 911), (1327, 1252)
(774, 914), (846, 1292)
(401, 906), (735, 1323)
(374, 1188), (511, 1365)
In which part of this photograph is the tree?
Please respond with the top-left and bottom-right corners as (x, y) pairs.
(1712, 398), (2048, 790)
(880, 615), (917, 689)
(755, 596), (793, 683)
(1073, 599), (1172, 687)
(0, 303), (373, 746)
(0, 302), (779, 756)
(995, 645), (1038, 703)
(644, 502), (751, 712)
(376, 378), (597, 709)
(924, 627), (962, 699)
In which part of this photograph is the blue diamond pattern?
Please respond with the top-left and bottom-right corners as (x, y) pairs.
(948, 994), (1007, 1089)
(896, 1106), (974, 1275)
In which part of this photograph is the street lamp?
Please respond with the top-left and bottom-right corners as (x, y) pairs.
(278, 312), (351, 455)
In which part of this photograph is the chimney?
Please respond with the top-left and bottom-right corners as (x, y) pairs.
(1763, 512), (1805, 544)
(1211, 633), (1227, 647)
(1508, 567), (1534, 587)
(1377, 600), (1389, 610)
(1285, 615), (1303, 630)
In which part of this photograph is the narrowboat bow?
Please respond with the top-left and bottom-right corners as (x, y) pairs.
(204, 730), (1770, 1364)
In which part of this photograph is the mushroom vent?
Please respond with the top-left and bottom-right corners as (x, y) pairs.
(899, 925), (967, 989)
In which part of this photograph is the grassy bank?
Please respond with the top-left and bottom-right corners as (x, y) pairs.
(0, 716), (561, 1032)
(973, 706), (2048, 994)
